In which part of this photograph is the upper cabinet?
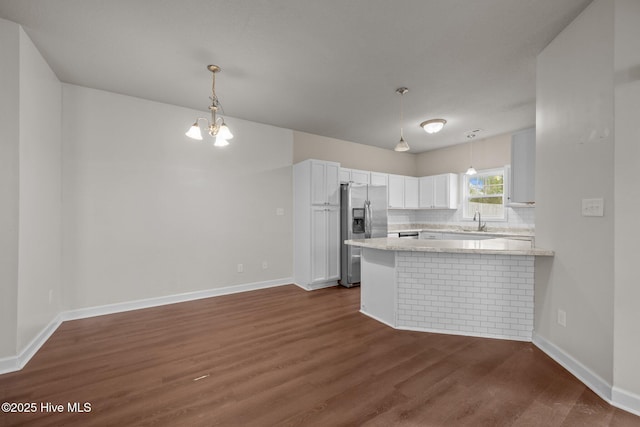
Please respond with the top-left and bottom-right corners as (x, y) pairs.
(388, 174), (405, 208)
(370, 172), (388, 187)
(419, 173), (458, 209)
(350, 169), (370, 185)
(404, 177), (420, 208)
(310, 160), (340, 206)
(388, 175), (420, 209)
(340, 168), (370, 185)
(339, 168), (351, 184)
(509, 128), (535, 204)
(305, 160), (459, 210)
(419, 176), (435, 208)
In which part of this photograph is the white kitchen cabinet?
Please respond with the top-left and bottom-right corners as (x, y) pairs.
(310, 160), (340, 206)
(339, 168), (351, 183)
(310, 206), (340, 284)
(419, 176), (435, 208)
(435, 173), (458, 208)
(404, 177), (419, 208)
(509, 128), (535, 204)
(419, 231), (442, 240)
(294, 159), (341, 290)
(350, 169), (370, 185)
(419, 173), (458, 209)
(370, 172), (388, 187)
(388, 174), (405, 208)
(388, 175), (420, 209)
(340, 168), (370, 185)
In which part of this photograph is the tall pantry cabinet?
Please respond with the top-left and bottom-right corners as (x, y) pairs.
(294, 160), (341, 290)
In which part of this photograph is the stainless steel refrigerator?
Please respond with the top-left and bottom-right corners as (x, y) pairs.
(339, 183), (388, 287)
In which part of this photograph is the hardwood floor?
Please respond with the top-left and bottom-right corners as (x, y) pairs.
(1, 285), (638, 426)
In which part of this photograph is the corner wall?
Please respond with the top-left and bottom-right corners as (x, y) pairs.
(613, 0), (640, 403)
(0, 19), (63, 362)
(536, 0), (616, 398)
(0, 18), (20, 360)
(16, 27), (63, 353)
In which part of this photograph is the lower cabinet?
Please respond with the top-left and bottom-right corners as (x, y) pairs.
(294, 160), (341, 290)
(295, 204), (340, 290)
(310, 206), (340, 285)
(419, 231), (442, 240)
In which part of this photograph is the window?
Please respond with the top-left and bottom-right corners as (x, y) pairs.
(463, 168), (505, 220)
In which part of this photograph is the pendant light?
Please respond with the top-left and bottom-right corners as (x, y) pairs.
(394, 87), (410, 152)
(185, 65), (233, 147)
(465, 136), (477, 175)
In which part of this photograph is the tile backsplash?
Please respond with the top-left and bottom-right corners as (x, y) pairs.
(388, 206), (535, 230)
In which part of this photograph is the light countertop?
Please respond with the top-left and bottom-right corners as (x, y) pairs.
(345, 237), (553, 256)
(387, 224), (534, 238)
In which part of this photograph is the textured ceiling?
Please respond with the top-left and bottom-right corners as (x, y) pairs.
(0, 0), (593, 152)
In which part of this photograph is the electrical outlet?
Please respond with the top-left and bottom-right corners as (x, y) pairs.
(262, 261), (268, 269)
(557, 309), (567, 327)
(237, 264), (243, 273)
(276, 208), (284, 216)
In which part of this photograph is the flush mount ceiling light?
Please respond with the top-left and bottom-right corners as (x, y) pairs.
(394, 87), (410, 152)
(185, 64), (233, 147)
(420, 118), (447, 134)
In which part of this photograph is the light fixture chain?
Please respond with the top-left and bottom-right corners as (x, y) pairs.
(399, 92), (404, 138)
(394, 87), (410, 152)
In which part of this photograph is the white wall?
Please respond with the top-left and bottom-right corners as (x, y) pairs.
(16, 28), (63, 351)
(613, 0), (640, 400)
(0, 18), (20, 359)
(536, 0), (615, 387)
(62, 85), (293, 309)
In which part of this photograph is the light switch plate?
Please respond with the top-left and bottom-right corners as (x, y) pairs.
(582, 198), (604, 217)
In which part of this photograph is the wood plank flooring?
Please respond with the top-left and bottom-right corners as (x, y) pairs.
(0, 285), (638, 426)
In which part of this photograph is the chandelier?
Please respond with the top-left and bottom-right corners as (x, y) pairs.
(185, 65), (233, 147)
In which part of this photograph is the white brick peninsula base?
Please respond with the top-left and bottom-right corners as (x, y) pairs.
(397, 252), (534, 341)
(348, 238), (553, 342)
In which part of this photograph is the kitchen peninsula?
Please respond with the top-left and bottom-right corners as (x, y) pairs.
(345, 238), (553, 342)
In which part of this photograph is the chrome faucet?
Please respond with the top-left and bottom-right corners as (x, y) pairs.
(473, 210), (486, 231)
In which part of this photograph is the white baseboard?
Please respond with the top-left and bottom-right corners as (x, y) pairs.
(359, 309), (396, 329)
(533, 333), (640, 415)
(612, 386), (640, 417)
(0, 313), (63, 375)
(532, 332), (612, 402)
(0, 278), (292, 375)
(63, 277), (293, 321)
(399, 324), (532, 342)
(293, 280), (338, 291)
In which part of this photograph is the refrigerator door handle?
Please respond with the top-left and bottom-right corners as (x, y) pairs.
(364, 200), (372, 238)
